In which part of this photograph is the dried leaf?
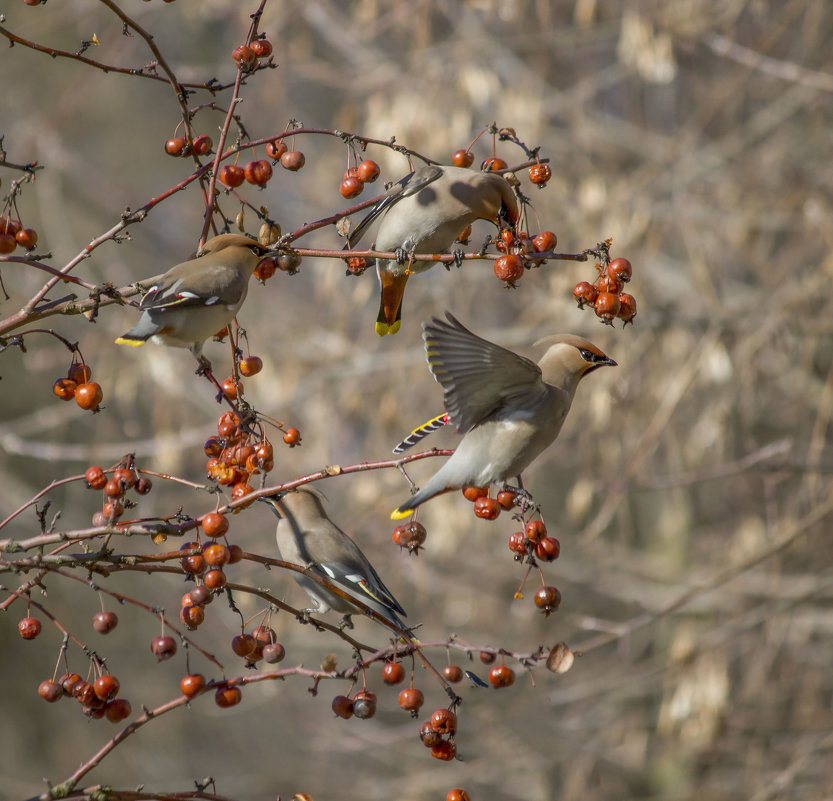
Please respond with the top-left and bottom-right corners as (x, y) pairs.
(546, 642), (574, 674)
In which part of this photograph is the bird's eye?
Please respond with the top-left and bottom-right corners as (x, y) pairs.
(579, 348), (595, 362)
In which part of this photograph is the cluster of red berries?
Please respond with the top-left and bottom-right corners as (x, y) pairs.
(231, 623), (285, 668)
(253, 249), (302, 281)
(332, 689), (378, 720)
(494, 229), (557, 287)
(345, 256), (368, 276)
(391, 520), (427, 554)
(215, 354), (263, 402)
(164, 133), (213, 159)
(203, 411), (299, 502)
(573, 257), (636, 326)
(218, 140), (305, 191)
(339, 159), (381, 199)
(508, 520), (562, 615)
(460, 485), (518, 520)
(85, 460), (152, 525)
(38, 670), (131, 722)
(0, 215), (38, 253)
(180, 668), (242, 710)
(478, 650), (517, 687)
(53, 361), (103, 411)
(419, 706), (459, 761)
(231, 37), (273, 71)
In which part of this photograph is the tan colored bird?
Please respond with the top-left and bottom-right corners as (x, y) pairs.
(391, 312), (616, 519)
(347, 165), (519, 336)
(261, 488), (408, 630)
(115, 233), (268, 362)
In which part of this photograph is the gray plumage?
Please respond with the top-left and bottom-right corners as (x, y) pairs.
(262, 488), (407, 630)
(348, 165), (519, 335)
(392, 312), (616, 518)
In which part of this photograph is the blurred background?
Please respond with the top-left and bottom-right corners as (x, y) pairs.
(2, 0), (833, 799)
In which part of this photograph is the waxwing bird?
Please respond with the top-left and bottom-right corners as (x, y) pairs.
(347, 165), (519, 336)
(115, 233), (268, 361)
(391, 312), (616, 519)
(261, 488), (408, 630)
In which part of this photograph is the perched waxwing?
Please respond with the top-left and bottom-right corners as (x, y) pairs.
(261, 488), (408, 630)
(115, 234), (268, 361)
(391, 312), (616, 519)
(348, 165), (519, 336)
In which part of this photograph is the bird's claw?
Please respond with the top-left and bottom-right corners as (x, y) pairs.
(337, 614), (354, 631)
(451, 248), (464, 268)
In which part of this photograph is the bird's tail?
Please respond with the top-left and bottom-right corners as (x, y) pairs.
(114, 334), (148, 347)
(392, 412), (449, 454)
(390, 481), (449, 520)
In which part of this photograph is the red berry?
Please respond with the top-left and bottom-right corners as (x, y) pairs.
(18, 617), (41, 639)
(462, 486), (487, 502)
(60, 673), (82, 696)
(496, 489), (516, 510)
(352, 690), (377, 720)
(201, 512), (229, 539)
(85, 465), (107, 489)
(332, 695), (354, 719)
(192, 134), (212, 156)
(75, 382), (103, 411)
(262, 642), (285, 664)
(228, 544), (244, 564)
(104, 698), (132, 723)
(239, 356), (263, 376)
(135, 476), (152, 495)
(0, 233), (17, 254)
(481, 157), (507, 171)
(52, 377), (77, 401)
(346, 256), (367, 275)
(447, 790), (471, 801)
(534, 585), (562, 615)
(189, 585), (212, 605)
(430, 708), (457, 734)
(151, 635), (177, 661)
(391, 521), (427, 553)
(16, 228), (38, 250)
(398, 687), (424, 713)
(164, 136), (188, 157)
(215, 685), (242, 707)
(180, 542), (205, 575)
(204, 543), (230, 567)
(244, 159), (273, 186)
(479, 651), (496, 665)
(203, 568), (227, 590)
(473, 496), (500, 520)
(535, 536), (561, 562)
(524, 519), (547, 542)
(232, 44), (257, 69)
(103, 479), (124, 499)
(231, 633), (256, 657)
(250, 39), (273, 58)
(430, 740), (457, 761)
(617, 292), (637, 325)
(340, 176), (364, 199)
(218, 164), (245, 188)
(382, 662), (406, 685)
(283, 427), (301, 446)
(573, 281), (598, 309)
(254, 257), (277, 282)
(594, 291), (620, 324)
(38, 680), (63, 703)
(67, 363), (91, 384)
(93, 611), (118, 633)
(265, 140), (287, 160)
(180, 673), (206, 698)
(528, 163), (552, 185)
(356, 160), (380, 183)
(93, 674), (120, 701)
(452, 149), (474, 168)
(493, 254), (524, 285)
(279, 151), (305, 171)
(419, 721), (443, 747)
(508, 531), (527, 555)
(607, 257), (633, 283)
(442, 665), (463, 683)
(533, 231), (557, 253)
(488, 665), (515, 687)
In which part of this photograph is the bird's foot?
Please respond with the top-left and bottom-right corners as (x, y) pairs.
(195, 355), (213, 376)
(451, 248), (464, 268)
(336, 614), (354, 631)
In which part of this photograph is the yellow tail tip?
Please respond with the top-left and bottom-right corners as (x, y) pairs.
(375, 320), (401, 336)
(114, 337), (145, 347)
(390, 507), (413, 521)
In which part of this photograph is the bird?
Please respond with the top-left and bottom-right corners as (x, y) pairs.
(261, 487), (408, 631)
(391, 312), (617, 519)
(347, 165), (519, 336)
(115, 233), (269, 363)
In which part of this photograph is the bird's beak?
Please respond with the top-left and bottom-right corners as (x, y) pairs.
(258, 493), (285, 517)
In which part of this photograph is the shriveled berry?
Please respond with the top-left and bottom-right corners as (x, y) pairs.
(60, 673), (82, 696)
(508, 531), (527, 555)
(533, 231), (557, 252)
(573, 281), (598, 309)
(481, 157), (507, 171)
(430, 740), (457, 761)
(391, 520), (427, 553)
(232, 44), (257, 69)
(250, 39), (273, 59)
(18, 617), (41, 639)
(594, 291), (620, 324)
(419, 721), (443, 747)
(535, 536), (561, 562)
(85, 465), (107, 489)
(135, 476), (152, 495)
(524, 519), (547, 543)
(430, 708), (457, 734)
(105, 698), (132, 723)
(617, 292), (637, 325)
(192, 134), (213, 156)
(265, 140), (287, 160)
(53, 378), (77, 401)
(607, 257), (633, 283)
(352, 690), (377, 720)
(493, 254), (524, 285)
(38, 680), (63, 703)
(473, 496), (500, 520)
(462, 486), (487, 502)
(528, 163), (552, 185)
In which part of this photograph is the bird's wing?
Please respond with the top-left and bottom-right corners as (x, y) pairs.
(139, 262), (248, 311)
(346, 165), (444, 248)
(314, 559), (407, 617)
(423, 312), (544, 433)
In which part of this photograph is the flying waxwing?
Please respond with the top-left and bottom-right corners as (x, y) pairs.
(391, 312), (617, 519)
(115, 234), (268, 361)
(261, 488), (408, 630)
(347, 165), (519, 336)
